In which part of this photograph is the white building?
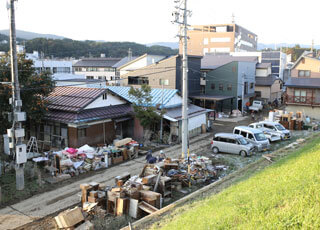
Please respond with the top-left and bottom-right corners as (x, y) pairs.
(73, 57), (121, 85)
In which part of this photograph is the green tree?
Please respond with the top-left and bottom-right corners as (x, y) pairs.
(0, 54), (55, 134)
(128, 85), (162, 132)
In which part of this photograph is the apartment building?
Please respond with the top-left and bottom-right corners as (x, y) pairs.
(180, 23), (257, 56)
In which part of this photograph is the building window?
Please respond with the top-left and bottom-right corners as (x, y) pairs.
(211, 83), (215, 90)
(294, 90), (307, 103)
(159, 79), (169, 86)
(227, 84), (232, 91)
(128, 76), (149, 85)
(86, 76), (94, 80)
(102, 93), (107, 100)
(298, 70), (311, 77)
(255, 91), (262, 98)
(203, 38), (209, 45)
(250, 83), (254, 89)
(78, 128), (86, 138)
(302, 58), (305, 64)
(219, 83), (223, 91)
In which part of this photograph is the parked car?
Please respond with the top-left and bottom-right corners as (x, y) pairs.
(249, 100), (263, 112)
(233, 126), (270, 151)
(248, 123), (281, 142)
(258, 121), (291, 140)
(211, 133), (254, 157)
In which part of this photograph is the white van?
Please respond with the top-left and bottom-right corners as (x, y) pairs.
(249, 123), (281, 142)
(233, 126), (270, 151)
(258, 121), (291, 140)
(211, 133), (254, 157)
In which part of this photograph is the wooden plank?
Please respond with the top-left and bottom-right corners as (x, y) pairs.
(116, 198), (129, 216)
(55, 207), (84, 228)
(129, 199), (139, 219)
(138, 201), (159, 214)
(114, 138), (132, 147)
(142, 174), (157, 185)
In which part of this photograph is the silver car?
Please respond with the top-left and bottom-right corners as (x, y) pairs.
(258, 121), (291, 140)
(211, 133), (254, 157)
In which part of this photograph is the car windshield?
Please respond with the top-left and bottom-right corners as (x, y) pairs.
(238, 137), (248, 145)
(275, 124), (286, 131)
(254, 133), (267, 141)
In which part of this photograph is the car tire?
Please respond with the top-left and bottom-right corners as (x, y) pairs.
(240, 150), (247, 157)
(212, 147), (219, 154)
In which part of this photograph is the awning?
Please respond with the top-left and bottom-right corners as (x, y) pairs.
(190, 95), (234, 101)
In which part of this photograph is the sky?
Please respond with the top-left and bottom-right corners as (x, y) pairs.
(0, 0), (319, 45)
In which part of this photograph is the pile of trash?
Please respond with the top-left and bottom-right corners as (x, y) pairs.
(53, 153), (228, 229)
(44, 138), (139, 179)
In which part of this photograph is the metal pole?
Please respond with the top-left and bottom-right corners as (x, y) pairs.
(8, 0), (25, 190)
(242, 73), (245, 116)
(181, 0), (188, 158)
(160, 80), (164, 142)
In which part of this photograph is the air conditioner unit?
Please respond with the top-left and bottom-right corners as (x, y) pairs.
(7, 128), (25, 138)
(16, 144), (27, 164)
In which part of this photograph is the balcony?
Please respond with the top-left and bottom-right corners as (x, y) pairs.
(285, 94), (320, 106)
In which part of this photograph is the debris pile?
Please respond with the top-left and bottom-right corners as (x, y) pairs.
(43, 138), (139, 182)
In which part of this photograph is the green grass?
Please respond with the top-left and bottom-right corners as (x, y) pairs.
(152, 136), (320, 230)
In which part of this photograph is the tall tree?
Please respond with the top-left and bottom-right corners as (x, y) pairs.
(0, 54), (55, 134)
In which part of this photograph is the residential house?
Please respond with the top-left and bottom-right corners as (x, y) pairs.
(73, 57), (121, 85)
(285, 51), (320, 119)
(182, 23), (258, 56)
(196, 54), (257, 112)
(30, 87), (133, 148)
(120, 55), (202, 97)
(116, 53), (166, 77)
(107, 86), (210, 142)
(255, 63), (283, 103)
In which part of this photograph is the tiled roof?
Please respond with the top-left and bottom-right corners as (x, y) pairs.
(255, 75), (278, 86)
(45, 87), (106, 112)
(202, 54), (258, 70)
(165, 104), (207, 120)
(107, 86), (179, 109)
(73, 58), (122, 67)
(285, 77), (320, 89)
(46, 104), (133, 123)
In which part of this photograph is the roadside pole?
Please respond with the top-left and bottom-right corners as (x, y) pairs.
(8, 0), (27, 191)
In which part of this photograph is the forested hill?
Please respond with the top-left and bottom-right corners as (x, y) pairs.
(0, 34), (178, 58)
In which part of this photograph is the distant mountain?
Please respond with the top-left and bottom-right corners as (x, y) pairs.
(146, 42), (179, 49)
(0, 29), (67, 40)
(258, 43), (320, 50)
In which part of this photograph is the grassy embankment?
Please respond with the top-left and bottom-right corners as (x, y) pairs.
(151, 135), (320, 229)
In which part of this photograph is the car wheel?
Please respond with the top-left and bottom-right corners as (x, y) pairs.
(212, 147), (219, 154)
(240, 150), (247, 157)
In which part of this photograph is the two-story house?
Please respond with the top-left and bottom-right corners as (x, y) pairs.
(255, 63), (283, 103)
(198, 54), (257, 112)
(285, 51), (320, 119)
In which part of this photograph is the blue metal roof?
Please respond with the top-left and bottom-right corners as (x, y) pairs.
(107, 86), (179, 109)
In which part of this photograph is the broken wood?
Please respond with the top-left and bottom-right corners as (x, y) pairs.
(55, 207), (84, 229)
(138, 201), (159, 214)
(262, 155), (273, 163)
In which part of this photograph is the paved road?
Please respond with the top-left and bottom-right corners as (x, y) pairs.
(0, 133), (213, 230)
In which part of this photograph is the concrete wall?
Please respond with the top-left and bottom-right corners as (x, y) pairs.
(286, 105), (320, 120)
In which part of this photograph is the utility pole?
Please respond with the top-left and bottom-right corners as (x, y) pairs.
(173, 0), (190, 158)
(7, 0), (27, 191)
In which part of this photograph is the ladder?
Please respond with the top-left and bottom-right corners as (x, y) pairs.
(26, 136), (39, 154)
